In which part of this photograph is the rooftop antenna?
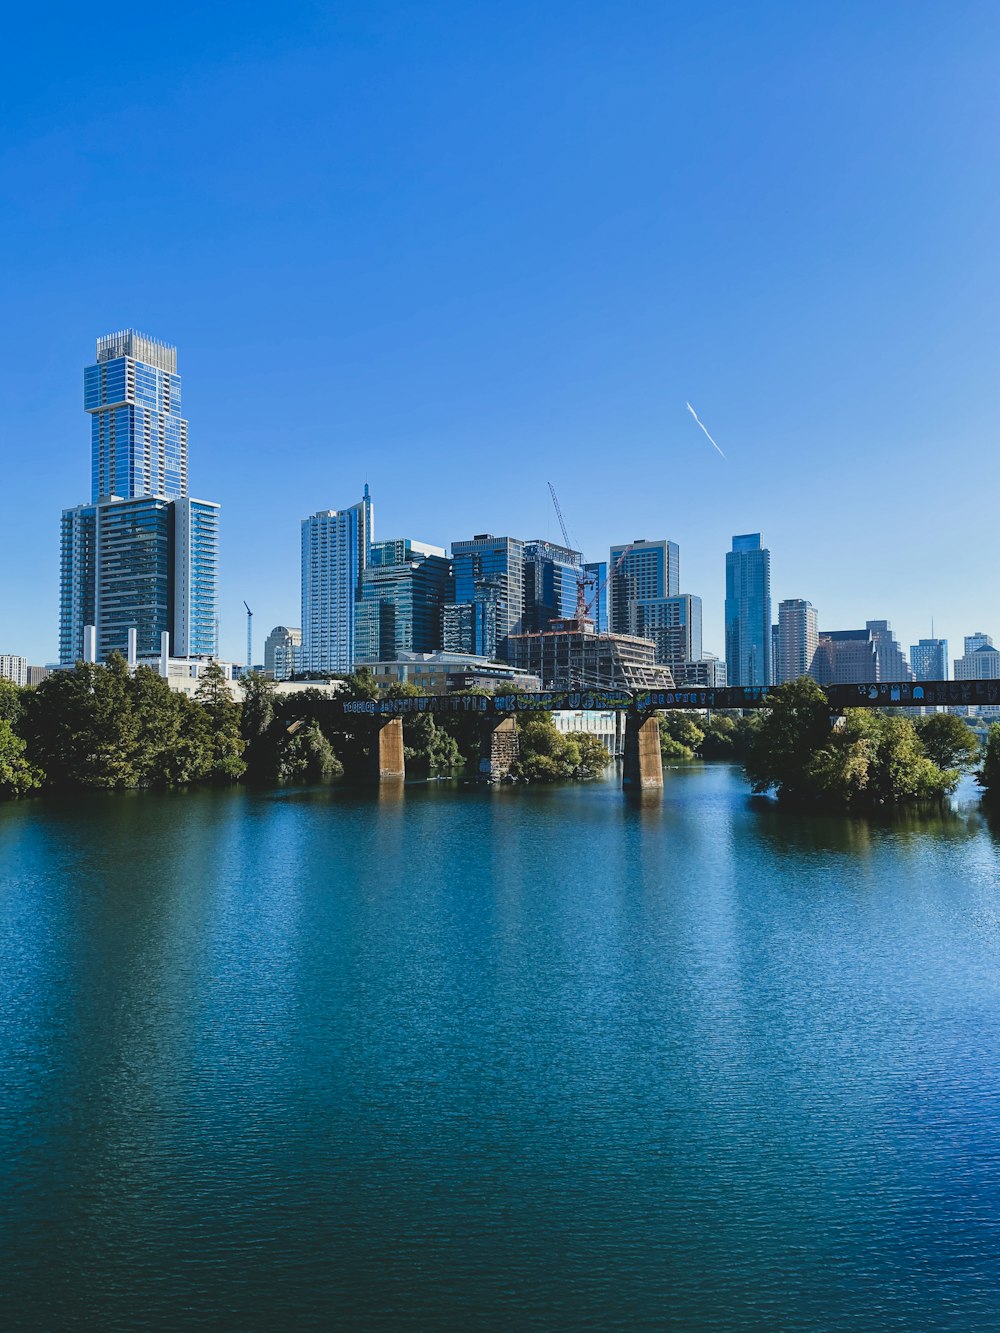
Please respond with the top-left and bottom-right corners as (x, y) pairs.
(243, 601), (253, 671)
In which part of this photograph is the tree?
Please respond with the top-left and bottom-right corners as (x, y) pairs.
(513, 714), (611, 783)
(744, 677), (834, 799)
(0, 720), (42, 799)
(916, 713), (981, 772)
(240, 671), (278, 780)
(806, 710), (957, 806)
(0, 679), (22, 724)
(194, 663), (246, 781)
(978, 724), (1000, 802)
(659, 712), (704, 761)
(276, 721), (342, 782)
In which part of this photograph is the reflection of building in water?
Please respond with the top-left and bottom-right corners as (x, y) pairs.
(508, 616), (675, 691)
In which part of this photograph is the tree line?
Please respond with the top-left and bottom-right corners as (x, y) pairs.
(0, 660), (610, 800)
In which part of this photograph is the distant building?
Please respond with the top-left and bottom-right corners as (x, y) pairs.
(447, 535), (525, 660)
(354, 539), (450, 664)
(523, 540), (582, 632)
(777, 599), (819, 684)
(508, 617), (675, 691)
(551, 710), (621, 757)
(675, 656), (727, 689)
(583, 561), (607, 632)
(910, 638), (948, 681)
(608, 539), (680, 637)
(809, 628), (879, 685)
(725, 533), (771, 687)
(300, 485), (373, 675)
(0, 656), (28, 687)
(632, 594), (703, 676)
(264, 626), (302, 681)
(867, 620), (913, 681)
(954, 633), (1000, 681)
(26, 666), (50, 687)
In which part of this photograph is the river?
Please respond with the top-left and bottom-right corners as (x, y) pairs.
(2, 765), (999, 1331)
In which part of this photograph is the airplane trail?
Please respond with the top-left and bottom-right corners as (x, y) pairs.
(685, 402), (727, 459)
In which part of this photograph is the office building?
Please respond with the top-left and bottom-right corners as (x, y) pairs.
(632, 594), (703, 674)
(362, 652), (540, 695)
(300, 486), (373, 675)
(0, 656), (28, 687)
(675, 655), (727, 688)
(910, 638), (949, 681)
(867, 620), (913, 681)
(809, 629), (879, 685)
(264, 626), (302, 681)
(354, 538), (450, 664)
(447, 535), (525, 660)
(523, 540), (583, 632)
(954, 633), (1000, 681)
(26, 666), (50, 687)
(608, 539), (680, 636)
(86, 330), (187, 502)
(725, 534), (772, 687)
(776, 599), (819, 684)
(60, 333), (219, 667)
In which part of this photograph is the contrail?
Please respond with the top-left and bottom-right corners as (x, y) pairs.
(685, 401), (727, 459)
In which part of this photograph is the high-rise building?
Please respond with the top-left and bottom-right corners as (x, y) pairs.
(86, 330), (187, 502)
(354, 538), (451, 664)
(523, 540), (582, 632)
(954, 633), (1000, 681)
(300, 486), (373, 675)
(0, 656), (28, 687)
(725, 534), (771, 687)
(867, 620), (913, 681)
(446, 535), (525, 660)
(264, 626), (302, 680)
(910, 638), (949, 681)
(59, 334), (219, 667)
(777, 599), (819, 684)
(608, 540), (680, 636)
(632, 594), (703, 675)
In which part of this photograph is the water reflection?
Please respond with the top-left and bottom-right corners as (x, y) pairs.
(750, 795), (981, 858)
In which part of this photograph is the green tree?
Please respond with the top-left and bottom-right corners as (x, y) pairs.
(276, 720), (343, 782)
(916, 713), (981, 772)
(513, 714), (611, 783)
(659, 712), (705, 761)
(977, 724), (1000, 801)
(807, 710), (956, 806)
(0, 720), (42, 799)
(744, 677), (834, 799)
(0, 679), (23, 724)
(194, 663), (246, 781)
(240, 671), (279, 780)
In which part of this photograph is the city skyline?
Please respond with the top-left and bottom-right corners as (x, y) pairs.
(3, 5), (1000, 665)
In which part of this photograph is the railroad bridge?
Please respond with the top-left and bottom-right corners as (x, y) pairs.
(324, 679), (995, 790)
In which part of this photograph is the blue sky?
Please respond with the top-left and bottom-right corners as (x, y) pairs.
(2, 1), (999, 667)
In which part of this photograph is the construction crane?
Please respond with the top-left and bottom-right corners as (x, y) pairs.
(547, 481), (594, 625)
(243, 601), (253, 672)
(592, 543), (633, 633)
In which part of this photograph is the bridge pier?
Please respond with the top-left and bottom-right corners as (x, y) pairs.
(622, 712), (663, 790)
(368, 716), (405, 783)
(479, 716), (519, 780)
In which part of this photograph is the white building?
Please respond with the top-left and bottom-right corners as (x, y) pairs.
(0, 655), (28, 687)
(776, 599), (819, 684)
(550, 709), (621, 757)
(301, 485), (373, 675)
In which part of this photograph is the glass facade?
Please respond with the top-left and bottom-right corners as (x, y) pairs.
(86, 331), (187, 502)
(59, 504), (97, 665)
(449, 535), (524, 660)
(608, 540), (680, 635)
(910, 638), (949, 681)
(584, 561), (607, 632)
(523, 540), (582, 632)
(633, 594), (703, 672)
(173, 499), (220, 657)
(355, 540), (451, 664)
(725, 534), (772, 687)
(95, 497), (174, 660)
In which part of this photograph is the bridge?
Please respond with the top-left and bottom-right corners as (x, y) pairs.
(325, 679), (993, 791)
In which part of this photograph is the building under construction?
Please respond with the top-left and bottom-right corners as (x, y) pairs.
(507, 616), (675, 692)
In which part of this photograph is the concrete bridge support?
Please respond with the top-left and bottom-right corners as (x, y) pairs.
(622, 712), (663, 790)
(369, 716), (406, 783)
(480, 716), (519, 780)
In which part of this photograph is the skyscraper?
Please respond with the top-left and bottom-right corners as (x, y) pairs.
(632, 594), (703, 675)
(59, 333), (219, 667)
(264, 626), (302, 680)
(354, 538), (451, 663)
(725, 534), (771, 687)
(300, 486), (373, 675)
(86, 330), (187, 502)
(866, 620), (913, 681)
(523, 540), (582, 632)
(583, 561), (607, 632)
(777, 599), (818, 684)
(910, 638), (948, 681)
(446, 535), (525, 660)
(607, 540), (679, 636)
(954, 633), (1000, 681)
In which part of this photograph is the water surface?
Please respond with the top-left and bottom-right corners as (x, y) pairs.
(2, 767), (999, 1330)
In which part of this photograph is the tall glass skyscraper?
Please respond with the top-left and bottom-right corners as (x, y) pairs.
(300, 486), (373, 674)
(725, 533), (771, 687)
(446, 535), (525, 660)
(354, 538), (450, 663)
(59, 333), (218, 667)
(85, 330), (187, 502)
(910, 638), (949, 681)
(523, 540), (582, 632)
(608, 540), (680, 636)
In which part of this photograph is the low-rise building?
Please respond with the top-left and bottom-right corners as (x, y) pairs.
(550, 709), (621, 757)
(361, 651), (539, 695)
(508, 616), (675, 691)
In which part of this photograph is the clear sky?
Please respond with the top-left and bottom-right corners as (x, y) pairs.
(2, 1), (999, 668)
